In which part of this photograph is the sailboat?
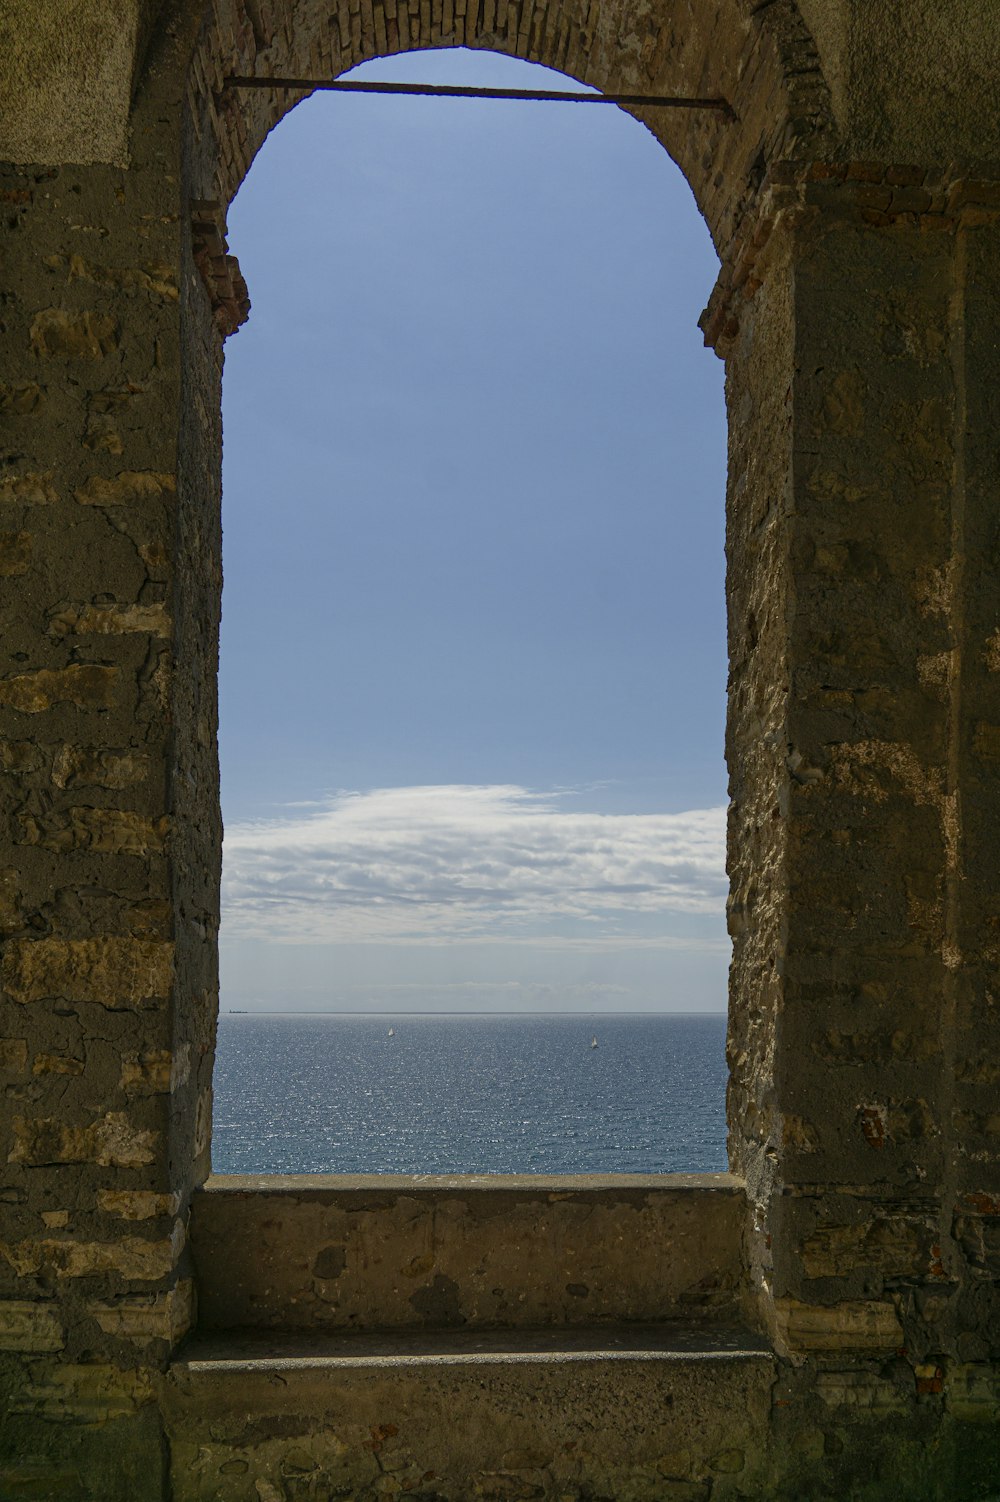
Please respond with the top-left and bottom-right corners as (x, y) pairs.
(387, 1027), (395, 1038)
(590, 1035), (598, 1049)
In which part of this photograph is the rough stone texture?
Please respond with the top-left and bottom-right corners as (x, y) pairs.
(191, 1175), (748, 1330)
(166, 1328), (777, 1502)
(796, 1), (1000, 164)
(2, 0), (1000, 1497)
(0, 0), (164, 168)
(711, 168), (1000, 1383)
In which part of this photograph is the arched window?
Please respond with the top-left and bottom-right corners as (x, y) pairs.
(212, 47), (728, 1176)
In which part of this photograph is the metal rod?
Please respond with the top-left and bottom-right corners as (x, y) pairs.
(225, 76), (736, 118)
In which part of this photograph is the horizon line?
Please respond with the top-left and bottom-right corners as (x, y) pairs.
(221, 1008), (728, 1016)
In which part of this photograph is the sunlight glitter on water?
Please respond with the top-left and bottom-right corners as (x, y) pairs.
(211, 1012), (727, 1175)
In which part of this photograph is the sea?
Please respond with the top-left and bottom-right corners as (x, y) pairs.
(211, 1012), (728, 1176)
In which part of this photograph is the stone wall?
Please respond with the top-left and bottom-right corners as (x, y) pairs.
(713, 162), (1000, 1368)
(1, 0), (999, 1496)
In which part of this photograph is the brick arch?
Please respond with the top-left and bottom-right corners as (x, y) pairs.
(182, 0), (837, 247)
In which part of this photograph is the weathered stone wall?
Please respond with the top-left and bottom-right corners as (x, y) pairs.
(711, 163), (1000, 1373)
(1, 0), (1000, 1496)
(0, 16), (220, 1489)
(181, 0), (833, 245)
(189, 1175), (749, 1330)
(796, 0), (1000, 164)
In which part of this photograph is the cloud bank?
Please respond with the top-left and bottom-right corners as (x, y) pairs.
(221, 784), (727, 944)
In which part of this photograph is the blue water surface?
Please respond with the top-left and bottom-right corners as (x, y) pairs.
(211, 1012), (728, 1176)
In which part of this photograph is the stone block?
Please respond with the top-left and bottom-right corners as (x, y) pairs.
(190, 1178), (748, 1331)
(8, 1111), (159, 1168)
(0, 382), (45, 414)
(799, 1215), (934, 1279)
(18, 807), (168, 856)
(51, 745), (150, 790)
(945, 1363), (1000, 1423)
(814, 1369), (911, 1413)
(10, 1361), (155, 1421)
(97, 1190), (180, 1222)
(0, 1408), (165, 1502)
(44, 253), (179, 301)
(89, 1279), (193, 1344)
(0, 740), (44, 773)
(0, 867), (21, 930)
(2, 936), (174, 1007)
(770, 1297), (904, 1353)
(0, 664), (118, 713)
(973, 722), (1000, 761)
(0, 1222), (183, 1281)
(31, 1054), (85, 1076)
(0, 1299), (64, 1352)
(0, 530), (31, 575)
(120, 1049), (181, 1095)
(73, 471), (175, 506)
(49, 602), (171, 637)
(84, 412), (125, 453)
(857, 1098), (936, 1150)
(29, 308), (118, 361)
(0, 1039), (28, 1072)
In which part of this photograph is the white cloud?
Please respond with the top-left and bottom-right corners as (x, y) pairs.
(221, 784), (727, 944)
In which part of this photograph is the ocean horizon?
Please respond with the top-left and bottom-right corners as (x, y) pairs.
(211, 1011), (728, 1177)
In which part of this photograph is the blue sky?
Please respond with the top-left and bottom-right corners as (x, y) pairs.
(218, 48), (729, 1012)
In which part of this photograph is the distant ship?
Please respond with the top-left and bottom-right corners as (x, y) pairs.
(387, 1027), (395, 1038)
(590, 1035), (598, 1049)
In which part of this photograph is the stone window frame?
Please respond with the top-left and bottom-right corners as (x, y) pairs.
(166, 0), (838, 1349)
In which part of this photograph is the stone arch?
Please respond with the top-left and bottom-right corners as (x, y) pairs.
(157, 0), (840, 1205)
(146, 0), (841, 1208)
(178, 0), (837, 246)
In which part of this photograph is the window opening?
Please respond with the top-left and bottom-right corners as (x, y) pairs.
(213, 47), (728, 1176)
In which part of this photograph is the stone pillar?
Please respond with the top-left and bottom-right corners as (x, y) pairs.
(946, 208), (1000, 1362)
(0, 88), (231, 1494)
(716, 164), (1000, 1368)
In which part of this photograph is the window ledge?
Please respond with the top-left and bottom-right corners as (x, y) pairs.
(190, 1172), (749, 1333)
